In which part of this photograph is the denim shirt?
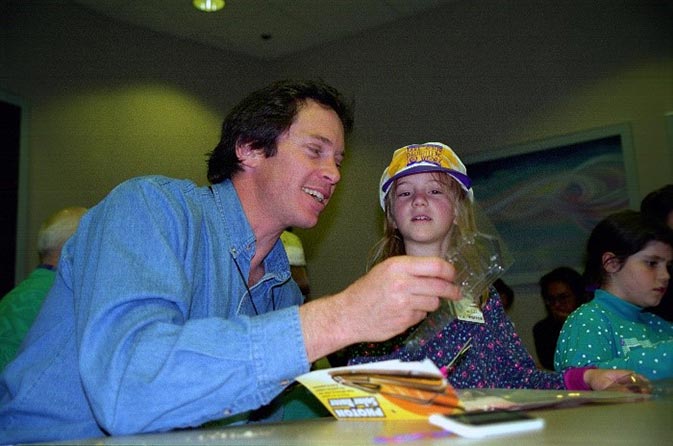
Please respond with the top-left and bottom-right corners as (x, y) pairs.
(0, 176), (309, 444)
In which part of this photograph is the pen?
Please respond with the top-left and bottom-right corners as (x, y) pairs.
(440, 338), (472, 377)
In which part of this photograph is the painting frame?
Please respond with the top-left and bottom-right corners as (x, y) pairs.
(464, 123), (638, 286)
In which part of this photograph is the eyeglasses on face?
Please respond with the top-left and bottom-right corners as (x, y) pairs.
(544, 292), (575, 305)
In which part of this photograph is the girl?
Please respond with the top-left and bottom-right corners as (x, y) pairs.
(347, 142), (641, 391)
(555, 210), (673, 379)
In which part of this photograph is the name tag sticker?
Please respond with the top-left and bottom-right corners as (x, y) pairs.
(454, 299), (485, 324)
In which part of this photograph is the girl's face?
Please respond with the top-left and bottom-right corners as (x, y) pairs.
(604, 240), (672, 308)
(391, 172), (457, 257)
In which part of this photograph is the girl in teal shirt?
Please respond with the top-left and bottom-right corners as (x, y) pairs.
(555, 210), (673, 380)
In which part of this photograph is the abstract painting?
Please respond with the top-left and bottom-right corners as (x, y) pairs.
(466, 124), (638, 284)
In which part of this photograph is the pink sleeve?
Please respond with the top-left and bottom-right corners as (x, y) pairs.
(563, 367), (596, 390)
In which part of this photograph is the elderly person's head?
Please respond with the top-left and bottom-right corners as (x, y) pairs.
(37, 207), (87, 267)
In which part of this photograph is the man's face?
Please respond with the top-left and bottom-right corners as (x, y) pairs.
(256, 100), (345, 230)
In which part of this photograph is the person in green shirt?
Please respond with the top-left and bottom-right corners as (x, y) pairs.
(555, 210), (673, 380)
(0, 206), (86, 370)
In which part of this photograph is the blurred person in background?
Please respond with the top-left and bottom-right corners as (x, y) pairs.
(0, 206), (87, 370)
(533, 266), (586, 370)
(280, 230), (311, 299)
(493, 278), (514, 314)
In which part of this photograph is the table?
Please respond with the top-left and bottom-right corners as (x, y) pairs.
(45, 392), (671, 446)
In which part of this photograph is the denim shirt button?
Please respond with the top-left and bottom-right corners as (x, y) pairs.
(223, 409), (232, 416)
(280, 380), (289, 386)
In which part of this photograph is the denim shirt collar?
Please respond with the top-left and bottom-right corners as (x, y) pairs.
(209, 180), (290, 282)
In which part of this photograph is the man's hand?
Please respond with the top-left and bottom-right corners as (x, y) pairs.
(299, 256), (460, 362)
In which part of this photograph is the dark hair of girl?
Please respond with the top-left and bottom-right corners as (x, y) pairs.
(584, 209), (673, 287)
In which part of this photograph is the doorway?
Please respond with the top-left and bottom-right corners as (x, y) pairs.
(0, 93), (26, 296)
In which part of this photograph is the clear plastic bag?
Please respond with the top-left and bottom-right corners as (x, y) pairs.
(404, 232), (513, 351)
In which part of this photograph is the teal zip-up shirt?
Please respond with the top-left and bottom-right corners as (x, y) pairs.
(555, 289), (673, 379)
(0, 176), (309, 444)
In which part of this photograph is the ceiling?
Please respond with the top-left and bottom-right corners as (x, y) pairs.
(72, 0), (456, 61)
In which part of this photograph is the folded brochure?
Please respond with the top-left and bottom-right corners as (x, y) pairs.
(295, 359), (650, 420)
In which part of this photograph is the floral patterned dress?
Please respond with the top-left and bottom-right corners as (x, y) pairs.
(348, 287), (566, 389)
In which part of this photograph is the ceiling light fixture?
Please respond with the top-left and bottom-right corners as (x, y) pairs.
(193, 0), (225, 12)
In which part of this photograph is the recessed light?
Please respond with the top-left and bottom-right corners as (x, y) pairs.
(193, 0), (225, 12)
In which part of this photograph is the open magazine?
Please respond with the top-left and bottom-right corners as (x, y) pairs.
(295, 359), (651, 421)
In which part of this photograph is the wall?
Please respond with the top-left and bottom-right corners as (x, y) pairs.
(271, 0), (673, 356)
(2, 0), (672, 360)
(1, 1), (268, 279)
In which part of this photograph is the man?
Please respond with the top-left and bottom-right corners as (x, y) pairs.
(0, 80), (459, 443)
(0, 206), (86, 370)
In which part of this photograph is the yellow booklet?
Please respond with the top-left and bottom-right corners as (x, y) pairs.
(295, 359), (461, 420)
(296, 359), (651, 421)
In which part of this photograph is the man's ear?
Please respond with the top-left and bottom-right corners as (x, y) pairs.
(602, 252), (621, 273)
(236, 141), (264, 168)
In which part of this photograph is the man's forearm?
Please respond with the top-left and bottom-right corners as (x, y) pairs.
(299, 293), (356, 363)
